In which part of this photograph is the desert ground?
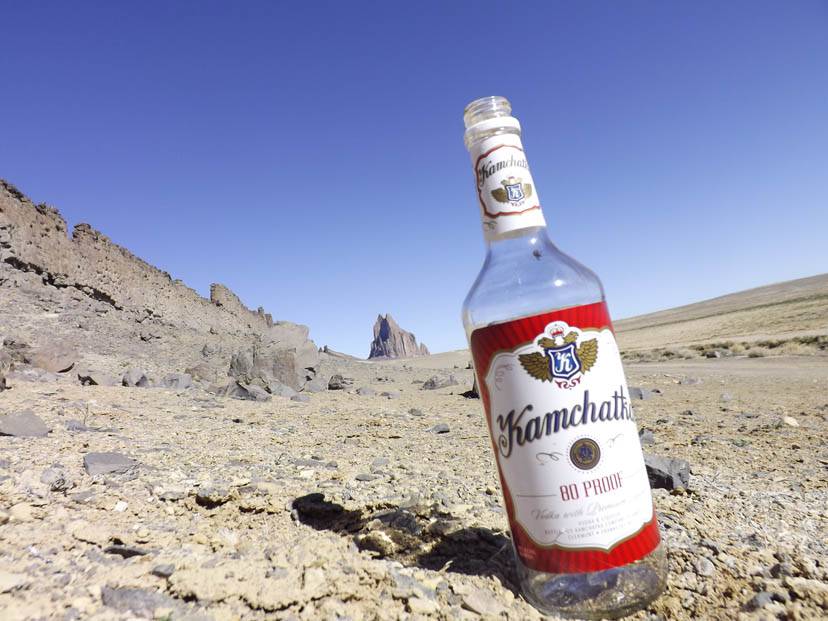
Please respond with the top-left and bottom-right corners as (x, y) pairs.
(1, 347), (827, 620)
(1, 183), (827, 620)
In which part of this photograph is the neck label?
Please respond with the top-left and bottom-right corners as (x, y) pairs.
(471, 133), (547, 240)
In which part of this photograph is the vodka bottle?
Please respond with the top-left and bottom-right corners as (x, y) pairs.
(461, 96), (667, 619)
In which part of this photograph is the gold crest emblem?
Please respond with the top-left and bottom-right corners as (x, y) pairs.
(491, 176), (533, 203)
(518, 329), (598, 383)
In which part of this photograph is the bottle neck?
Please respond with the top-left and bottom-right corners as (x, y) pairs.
(463, 99), (547, 243)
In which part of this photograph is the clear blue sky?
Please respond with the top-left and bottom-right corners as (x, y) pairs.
(2, 2), (826, 356)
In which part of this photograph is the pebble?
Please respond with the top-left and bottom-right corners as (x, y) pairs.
(638, 428), (656, 445)
(0, 571), (28, 594)
(745, 591), (775, 610)
(695, 557), (715, 576)
(151, 564), (175, 579)
(644, 453), (691, 490)
(629, 387), (653, 400)
(408, 597), (439, 614)
(782, 416), (799, 427)
(429, 423), (450, 434)
(356, 387), (376, 396)
(462, 588), (505, 616)
(408, 408), (424, 417)
(196, 485), (232, 507)
(355, 473), (378, 482)
(9, 503), (36, 522)
(83, 452), (137, 476)
(41, 467), (74, 492)
(290, 394), (310, 403)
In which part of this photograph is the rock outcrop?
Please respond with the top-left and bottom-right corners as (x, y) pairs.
(0, 179), (319, 387)
(368, 314), (429, 360)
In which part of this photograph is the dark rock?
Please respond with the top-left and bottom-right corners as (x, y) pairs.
(638, 429), (656, 445)
(461, 376), (480, 399)
(228, 341), (320, 391)
(422, 375), (459, 390)
(629, 387), (653, 400)
(65, 419), (89, 432)
(368, 313), (430, 359)
(217, 381), (271, 402)
(290, 394), (310, 403)
(327, 374), (347, 390)
(705, 350), (722, 359)
(101, 586), (179, 617)
(744, 591), (775, 611)
(41, 467), (73, 492)
(0, 372), (7, 392)
(356, 387), (376, 396)
(160, 373), (192, 390)
(104, 545), (149, 558)
(429, 423), (450, 434)
(184, 363), (217, 383)
(24, 343), (76, 373)
(304, 377), (327, 393)
(0, 410), (50, 437)
(77, 371), (119, 387)
(151, 564), (175, 579)
(268, 381), (298, 399)
(122, 368), (150, 388)
(83, 452), (137, 476)
(644, 453), (690, 490)
(196, 485), (232, 508)
(770, 562), (795, 578)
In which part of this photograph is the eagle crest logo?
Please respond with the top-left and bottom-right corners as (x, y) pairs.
(518, 322), (598, 389)
(491, 176), (533, 204)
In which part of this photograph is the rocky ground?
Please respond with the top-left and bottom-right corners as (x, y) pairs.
(1, 352), (826, 620)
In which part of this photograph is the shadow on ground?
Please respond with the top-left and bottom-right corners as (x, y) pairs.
(292, 493), (516, 590)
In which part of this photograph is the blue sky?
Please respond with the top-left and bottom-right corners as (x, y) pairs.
(1, 2), (826, 356)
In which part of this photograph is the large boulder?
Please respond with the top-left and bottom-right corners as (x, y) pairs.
(228, 340), (319, 391)
(24, 343), (76, 373)
(368, 314), (430, 359)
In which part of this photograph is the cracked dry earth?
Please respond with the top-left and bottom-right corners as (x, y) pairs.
(1, 354), (827, 620)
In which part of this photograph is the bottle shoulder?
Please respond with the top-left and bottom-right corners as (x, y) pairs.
(462, 230), (605, 335)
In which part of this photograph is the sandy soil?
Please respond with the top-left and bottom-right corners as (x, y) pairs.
(1, 353), (826, 620)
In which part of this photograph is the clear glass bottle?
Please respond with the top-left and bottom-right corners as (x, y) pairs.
(461, 96), (667, 619)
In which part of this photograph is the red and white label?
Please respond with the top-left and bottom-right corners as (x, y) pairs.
(470, 302), (660, 573)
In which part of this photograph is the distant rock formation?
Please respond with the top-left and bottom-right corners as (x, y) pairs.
(368, 314), (430, 359)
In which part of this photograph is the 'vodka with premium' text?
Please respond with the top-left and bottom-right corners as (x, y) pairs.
(461, 96), (667, 619)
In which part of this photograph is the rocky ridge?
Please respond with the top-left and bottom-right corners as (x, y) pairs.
(369, 314), (430, 360)
(0, 179), (319, 392)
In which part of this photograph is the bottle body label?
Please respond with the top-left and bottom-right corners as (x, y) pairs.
(470, 301), (660, 573)
(470, 133), (547, 240)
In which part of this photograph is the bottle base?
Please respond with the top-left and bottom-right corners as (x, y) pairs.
(517, 542), (668, 619)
